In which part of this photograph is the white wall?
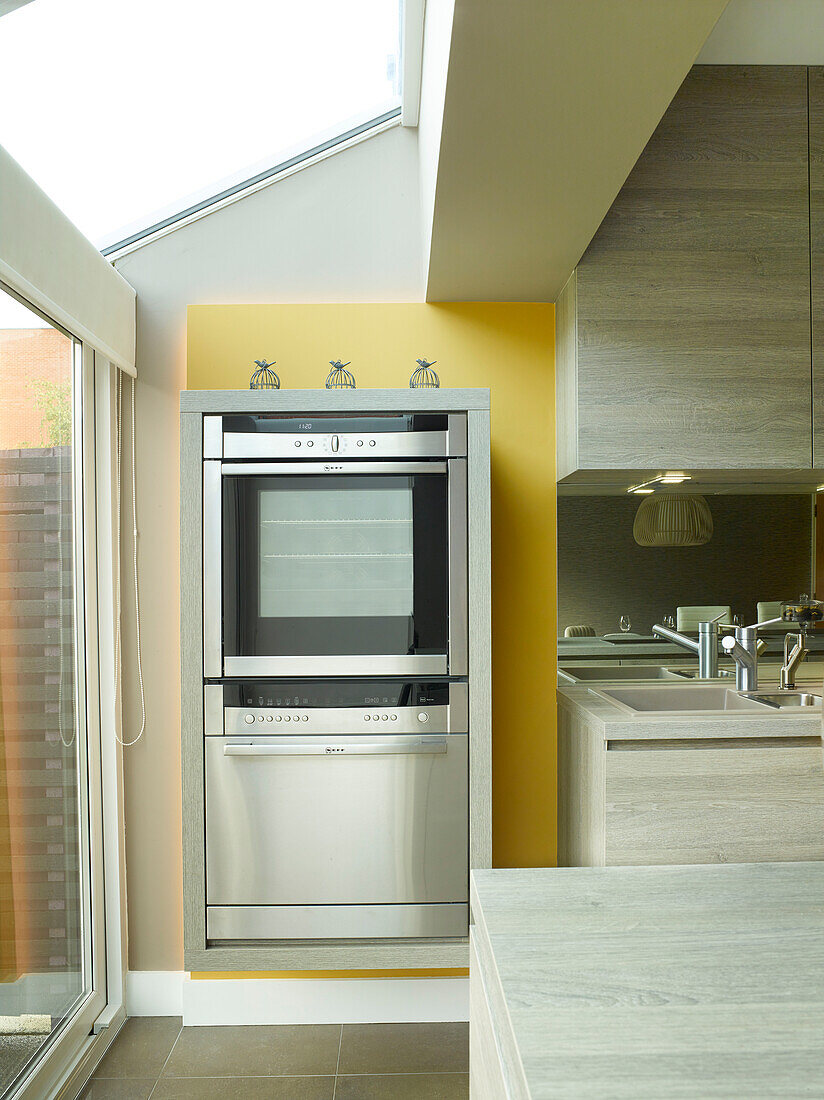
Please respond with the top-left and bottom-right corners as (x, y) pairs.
(112, 124), (424, 971)
(698, 0), (824, 63)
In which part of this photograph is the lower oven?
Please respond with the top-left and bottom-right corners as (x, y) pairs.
(203, 680), (469, 941)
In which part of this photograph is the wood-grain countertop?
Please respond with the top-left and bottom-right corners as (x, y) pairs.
(557, 683), (824, 741)
(470, 863), (824, 1099)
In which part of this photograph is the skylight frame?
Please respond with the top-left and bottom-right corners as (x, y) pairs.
(101, 106), (402, 260)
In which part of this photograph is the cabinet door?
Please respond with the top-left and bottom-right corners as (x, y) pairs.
(811, 67), (824, 466)
(605, 739), (824, 864)
(575, 66), (812, 470)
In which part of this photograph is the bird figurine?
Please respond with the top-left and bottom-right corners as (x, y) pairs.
(325, 360), (356, 389)
(409, 358), (440, 389)
(249, 360), (280, 389)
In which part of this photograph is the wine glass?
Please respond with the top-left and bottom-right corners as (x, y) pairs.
(619, 615), (632, 634)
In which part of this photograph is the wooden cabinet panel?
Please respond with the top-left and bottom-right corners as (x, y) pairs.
(470, 931), (513, 1100)
(811, 67), (824, 466)
(605, 739), (824, 865)
(558, 65), (812, 476)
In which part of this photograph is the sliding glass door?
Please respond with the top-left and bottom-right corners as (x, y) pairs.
(0, 284), (105, 1098)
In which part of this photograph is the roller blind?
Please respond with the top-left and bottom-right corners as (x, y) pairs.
(0, 144), (136, 374)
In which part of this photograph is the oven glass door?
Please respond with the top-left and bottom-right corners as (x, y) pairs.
(221, 469), (452, 674)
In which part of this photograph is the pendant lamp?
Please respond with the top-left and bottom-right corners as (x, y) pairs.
(633, 494), (713, 547)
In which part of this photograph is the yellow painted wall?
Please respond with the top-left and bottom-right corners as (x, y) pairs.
(186, 302), (556, 972)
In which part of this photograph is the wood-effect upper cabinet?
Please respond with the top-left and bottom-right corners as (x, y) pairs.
(557, 66), (812, 480)
(811, 67), (824, 465)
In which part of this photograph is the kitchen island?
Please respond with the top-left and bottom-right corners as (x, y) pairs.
(558, 683), (824, 866)
(470, 862), (824, 1098)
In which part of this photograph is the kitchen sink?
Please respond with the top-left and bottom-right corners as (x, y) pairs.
(594, 684), (774, 714)
(558, 665), (733, 684)
(746, 692), (823, 708)
(558, 665), (686, 683)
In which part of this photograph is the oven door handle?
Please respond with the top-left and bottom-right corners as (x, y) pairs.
(223, 739), (448, 756)
(220, 461), (447, 475)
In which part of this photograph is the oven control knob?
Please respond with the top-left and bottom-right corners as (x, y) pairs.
(244, 714), (255, 724)
(357, 440), (364, 447)
(369, 439), (376, 447)
(284, 715), (291, 722)
(417, 712), (429, 723)
(294, 440), (301, 447)
(391, 714), (398, 721)
(301, 715), (309, 722)
(372, 713), (380, 721)
(306, 441), (313, 448)
(275, 716), (282, 722)
(381, 714), (388, 721)
(266, 715), (273, 722)
(364, 714), (370, 721)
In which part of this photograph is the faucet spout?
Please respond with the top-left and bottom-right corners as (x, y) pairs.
(780, 632), (807, 691)
(652, 621), (719, 679)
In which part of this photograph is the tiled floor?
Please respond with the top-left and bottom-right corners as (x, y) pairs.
(81, 1018), (469, 1099)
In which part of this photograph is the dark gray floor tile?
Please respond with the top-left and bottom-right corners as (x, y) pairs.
(151, 1076), (335, 1099)
(161, 1024), (341, 1078)
(80, 1080), (156, 1099)
(335, 1074), (469, 1100)
(93, 1017), (182, 1080)
(338, 1023), (469, 1075)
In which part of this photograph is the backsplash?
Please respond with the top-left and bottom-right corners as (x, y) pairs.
(557, 495), (813, 637)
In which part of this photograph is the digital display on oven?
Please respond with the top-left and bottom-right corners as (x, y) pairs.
(222, 681), (451, 709)
(223, 414), (448, 434)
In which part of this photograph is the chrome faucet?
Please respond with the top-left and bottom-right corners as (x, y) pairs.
(721, 618), (779, 692)
(780, 632), (807, 690)
(651, 619), (721, 679)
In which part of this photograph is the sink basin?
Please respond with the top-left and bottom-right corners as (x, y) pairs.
(668, 667), (735, 680)
(559, 665), (734, 684)
(594, 684), (773, 714)
(558, 665), (686, 683)
(746, 692), (823, 708)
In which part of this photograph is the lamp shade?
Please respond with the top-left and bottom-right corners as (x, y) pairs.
(633, 494), (713, 547)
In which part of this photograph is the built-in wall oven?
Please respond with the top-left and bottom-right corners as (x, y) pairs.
(203, 680), (468, 940)
(203, 413), (468, 679)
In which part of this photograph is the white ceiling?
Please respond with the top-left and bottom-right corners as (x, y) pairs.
(698, 0), (824, 63)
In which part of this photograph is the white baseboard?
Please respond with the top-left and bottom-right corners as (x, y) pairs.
(125, 972), (469, 1026)
(125, 971), (183, 1017)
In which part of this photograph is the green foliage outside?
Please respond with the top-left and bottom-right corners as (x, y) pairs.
(26, 378), (72, 447)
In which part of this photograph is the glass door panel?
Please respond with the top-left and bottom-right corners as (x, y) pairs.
(224, 473), (448, 659)
(0, 288), (89, 1096)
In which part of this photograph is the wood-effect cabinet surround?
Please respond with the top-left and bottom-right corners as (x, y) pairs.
(557, 693), (824, 868)
(557, 65), (820, 483)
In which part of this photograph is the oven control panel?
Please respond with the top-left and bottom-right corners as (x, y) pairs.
(204, 681), (468, 737)
(226, 705), (446, 736)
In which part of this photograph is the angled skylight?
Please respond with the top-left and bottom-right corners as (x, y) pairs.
(0, 0), (402, 249)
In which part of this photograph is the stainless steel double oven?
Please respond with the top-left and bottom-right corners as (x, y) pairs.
(201, 412), (469, 941)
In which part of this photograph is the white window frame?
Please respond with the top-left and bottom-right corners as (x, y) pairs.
(401, 0), (426, 126)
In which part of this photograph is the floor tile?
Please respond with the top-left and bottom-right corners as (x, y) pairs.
(335, 1073), (469, 1099)
(93, 1018), (182, 1080)
(80, 1079), (156, 1099)
(337, 1023), (469, 1075)
(161, 1024), (341, 1078)
(150, 1076), (335, 1099)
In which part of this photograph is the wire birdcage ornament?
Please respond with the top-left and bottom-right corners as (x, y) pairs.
(409, 358), (440, 389)
(326, 360), (356, 389)
(249, 359), (280, 389)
